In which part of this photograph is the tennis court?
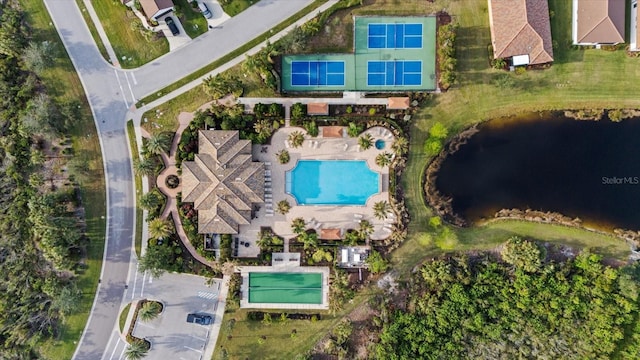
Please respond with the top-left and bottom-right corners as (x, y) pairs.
(368, 23), (423, 49)
(367, 60), (422, 86)
(291, 60), (345, 87)
(248, 272), (323, 304)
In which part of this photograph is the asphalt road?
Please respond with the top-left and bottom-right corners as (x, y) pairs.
(41, 0), (313, 359)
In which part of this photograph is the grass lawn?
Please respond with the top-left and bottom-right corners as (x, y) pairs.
(175, 0), (208, 38)
(75, 0), (109, 61)
(119, 303), (131, 333)
(214, 297), (363, 360)
(90, 1), (168, 68)
(142, 86), (210, 133)
(221, 0), (257, 17)
(397, 0), (639, 277)
(20, 1), (107, 359)
(126, 120), (143, 258)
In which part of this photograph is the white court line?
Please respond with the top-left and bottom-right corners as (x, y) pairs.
(107, 337), (121, 360)
(113, 70), (129, 108)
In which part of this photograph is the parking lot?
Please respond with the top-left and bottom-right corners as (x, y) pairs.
(131, 273), (223, 360)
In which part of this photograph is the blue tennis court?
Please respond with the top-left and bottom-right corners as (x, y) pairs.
(368, 23), (422, 49)
(367, 60), (421, 86)
(291, 61), (345, 86)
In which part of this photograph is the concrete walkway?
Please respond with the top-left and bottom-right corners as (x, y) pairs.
(80, 0), (119, 66)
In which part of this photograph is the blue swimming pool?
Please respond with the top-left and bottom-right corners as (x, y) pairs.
(285, 160), (379, 205)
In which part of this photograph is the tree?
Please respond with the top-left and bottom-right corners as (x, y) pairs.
(22, 41), (56, 74)
(304, 120), (319, 137)
(51, 284), (82, 319)
(133, 157), (156, 176)
(358, 133), (373, 150)
(366, 250), (389, 274)
(375, 152), (393, 167)
(391, 136), (409, 156)
(148, 218), (172, 239)
(253, 119), (273, 138)
(139, 191), (162, 211)
(347, 122), (363, 137)
(138, 301), (162, 322)
(125, 339), (149, 360)
(429, 122), (449, 139)
(358, 220), (374, 239)
(277, 200), (291, 215)
(291, 103), (306, 119)
(501, 236), (544, 272)
(139, 243), (174, 278)
(373, 201), (391, 220)
(288, 131), (305, 148)
(203, 73), (243, 99)
(145, 133), (171, 156)
(424, 137), (443, 156)
(291, 217), (306, 234)
(299, 232), (318, 250)
(277, 149), (290, 164)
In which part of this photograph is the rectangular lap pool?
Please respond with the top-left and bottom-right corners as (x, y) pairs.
(248, 272), (323, 304)
(285, 160), (380, 205)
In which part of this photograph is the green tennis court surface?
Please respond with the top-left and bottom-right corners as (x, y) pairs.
(249, 272), (323, 304)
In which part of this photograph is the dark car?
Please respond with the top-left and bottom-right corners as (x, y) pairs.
(186, 313), (213, 325)
(165, 16), (179, 36)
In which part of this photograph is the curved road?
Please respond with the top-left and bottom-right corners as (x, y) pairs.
(42, 0), (313, 358)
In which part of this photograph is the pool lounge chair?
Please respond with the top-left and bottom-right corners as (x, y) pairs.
(354, 213), (363, 220)
(314, 222), (323, 230)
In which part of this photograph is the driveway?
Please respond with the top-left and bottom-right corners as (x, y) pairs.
(203, 0), (231, 28)
(160, 14), (191, 51)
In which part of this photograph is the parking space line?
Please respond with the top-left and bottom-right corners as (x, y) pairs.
(107, 337), (121, 360)
(131, 263), (139, 300)
(118, 345), (126, 360)
(140, 271), (147, 297)
(184, 345), (203, 353)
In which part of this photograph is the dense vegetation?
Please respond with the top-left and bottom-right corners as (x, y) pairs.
(0, 2), (91, 357)
(376, 238), (640, 359)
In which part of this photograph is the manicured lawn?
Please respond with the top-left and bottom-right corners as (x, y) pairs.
(175, 0), (208, 38)
(75, 0), (109, 61)
(221, 0), (257, 17)
(397, 0), (638, 276)
(90, 0), (168, 68)
(142, 86), (210, 133)
(20, 1), (107, 359)
(119, 303), (131, 333)
(127, 120), (143, 258)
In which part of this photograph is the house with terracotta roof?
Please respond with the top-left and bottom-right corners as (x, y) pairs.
(631, 0), (640, 51)
(572, 0), (625, 45)
(307, 103), (329, 116)
(488, 0), (554, 66)
(181, 130), (264, 235)
(139, 0), (174, 22)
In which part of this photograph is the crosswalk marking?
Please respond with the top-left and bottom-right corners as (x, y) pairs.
(197, 291), (217, 300)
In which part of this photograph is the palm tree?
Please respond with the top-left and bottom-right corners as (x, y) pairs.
(133, 157), (156, 176)
(139, 192), (161, 211)
(125, 339), (149, 360)
(291, 217), (306, 235)
(277, 149), (290, 164)
(288, 131), (305, 148)
(391, 136), (409, 156)
(375, 152), (393, 167)
(373, 201), (391, 220)
(358, 220), (374, 239)
(358, 133), (373, 150)
(277, 200), (291, 215)
(347, 122), (362, 137)
(138, 301), (162, 322)
(253, 119), (273, 138)
(145, 133), (171, 156)
(148, 218), (172, 239)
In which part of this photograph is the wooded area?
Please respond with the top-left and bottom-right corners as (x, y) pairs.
(375, 238), (640, 359)
(0, 3), (88, 357)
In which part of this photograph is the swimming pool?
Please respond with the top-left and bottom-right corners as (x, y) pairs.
(286, 160), (379, 205)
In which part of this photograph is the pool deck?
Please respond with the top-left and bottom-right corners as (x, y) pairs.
(238, 265), (330, 310)
(235, 126), (396, 257)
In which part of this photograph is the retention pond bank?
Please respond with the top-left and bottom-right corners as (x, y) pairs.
(432, 112), (640, 232)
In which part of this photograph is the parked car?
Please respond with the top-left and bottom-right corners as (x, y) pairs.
(165, 16), (179, 36)
(186, 313), (213, 325)
(198, 3), (213, 19)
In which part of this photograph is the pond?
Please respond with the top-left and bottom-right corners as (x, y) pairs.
(434, 112), (640, 231)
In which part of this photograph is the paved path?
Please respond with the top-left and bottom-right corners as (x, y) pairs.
(40, 0), (325, 358)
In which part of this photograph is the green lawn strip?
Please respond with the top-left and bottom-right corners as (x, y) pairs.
(142, 87), (210, 133)
(74, 0), (109, 61)
(127, 120), (143, 258)
(397, 0), (638, 277)
(119, 304), (131, 334)
(214, 296), (363, 359)
(90, 0), (168, 68)
(135, 0), (328, 107)
(221, 0), (257, 17)
(21, 1), (107, 359)
(175, 0), (208, 38)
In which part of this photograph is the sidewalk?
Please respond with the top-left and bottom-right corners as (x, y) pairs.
(81, 0), (119, 67)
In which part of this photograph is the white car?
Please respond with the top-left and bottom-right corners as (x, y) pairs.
(198, 3), (213, 19)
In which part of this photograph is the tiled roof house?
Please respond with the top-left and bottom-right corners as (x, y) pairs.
(573, 0), (625, 45)
(181, 130), (264, 234)
(488, 0), (554, 65)
(139, 0), (174, 21)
